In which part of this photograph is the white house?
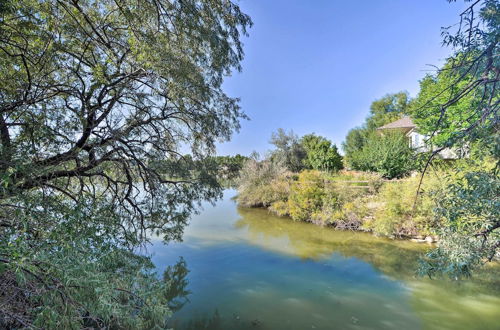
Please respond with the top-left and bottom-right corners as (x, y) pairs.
(377, 116), (464, 159)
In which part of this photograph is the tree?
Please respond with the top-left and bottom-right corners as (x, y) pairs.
(415, 0), (499, 276)
(420, 168), (499, 278)
(366, 92), (410, 131)
(300, 134), (343, 172)
(213, 154), (249, 182)
(0, 0), (251, 327)
(349, 131), (415, 179)
(236, 152), (289, 208)
(410, 60), (483, 148)
(269, 128), (307, 172)
(342, 127), (368, 167)
(343, 92), (410, 168)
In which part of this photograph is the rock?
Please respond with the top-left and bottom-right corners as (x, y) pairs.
(251, 319), (261, 327)
(425, 236), (434, 243)
(411, 238), (427, 243)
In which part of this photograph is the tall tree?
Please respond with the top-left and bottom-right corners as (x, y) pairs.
(416, 0), (499, 277)
(343, 92), (410, 169)
(366, 92), (410, 130)
(342, 127), (368, 166)
(0, 0), (251, 327)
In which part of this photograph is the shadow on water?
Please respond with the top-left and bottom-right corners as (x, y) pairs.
(156, 192), (500, 330)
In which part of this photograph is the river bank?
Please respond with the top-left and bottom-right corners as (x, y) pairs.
(236, 169), (445, 241)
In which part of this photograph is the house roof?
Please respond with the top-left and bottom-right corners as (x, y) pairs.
(377, 115), (416, 130)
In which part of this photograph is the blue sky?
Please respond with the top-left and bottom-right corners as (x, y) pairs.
(217, 0), (468, 156)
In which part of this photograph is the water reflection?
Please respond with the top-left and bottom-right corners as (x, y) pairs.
(235, 206), (428, 279)
(151, 191), (500, 330)
(163, 257), (191, 313)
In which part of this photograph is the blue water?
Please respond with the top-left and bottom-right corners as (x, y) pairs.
(148, 191), (500, 330)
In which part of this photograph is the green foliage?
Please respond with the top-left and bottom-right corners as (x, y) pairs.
(236, 154), (290, 208)
(282, 170), (327, 222)
(412, 0), (500, 276)
(366, 92), (410, 131)
(269, 129), (307, 172)
(342, 127), (368, 164)
(409, 62), (481, 148)
(349, 131), (415, 179)
(420, 169), (499, 278)
(343, 92), (411, 168)
(212, 154), (248, 184)
(300, 134), (343, 172)
(0, 202), (189, 329)
(267, 170), (380, 228)
(365, 175), (444, 237)
(0, 0), (251, 326)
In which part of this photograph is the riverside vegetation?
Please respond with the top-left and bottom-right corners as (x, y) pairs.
(0, 0), (251, 327)
(0, 0), (498, 328)
(236, 135), (499, 277)
(238, 0), (499, 279)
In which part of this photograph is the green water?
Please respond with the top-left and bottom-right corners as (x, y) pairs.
(150, 190), (500, 330)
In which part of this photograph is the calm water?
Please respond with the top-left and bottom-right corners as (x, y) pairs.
(149, 190), (500, 330)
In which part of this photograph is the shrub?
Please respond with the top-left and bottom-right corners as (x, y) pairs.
(269, 170), (374, 226)
(365, 174), (447, 237)
(349, 131), (415, 179)
(285, 170), (327, 222)
(300, 134), (343, 172)
(236, 156), (291, 207)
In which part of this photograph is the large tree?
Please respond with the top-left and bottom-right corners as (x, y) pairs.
(415, 0), (499, 277)
(0, 0), (251, 327)
(365, 91), (410, 131)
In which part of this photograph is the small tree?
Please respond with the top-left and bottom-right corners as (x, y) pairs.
(236, 153), (289, 207)
(350, 131), (415, 179)
(269, 128), (307, 172)
(300, 134), (343, 172)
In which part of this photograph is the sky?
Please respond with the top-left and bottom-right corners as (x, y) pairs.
(217, 0), (469, 156)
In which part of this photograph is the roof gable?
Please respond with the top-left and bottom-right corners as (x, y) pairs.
(377, 115), (416, 130)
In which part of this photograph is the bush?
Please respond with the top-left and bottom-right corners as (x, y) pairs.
(285, 170), (328, 222)
(300, 134), (343, 172)
(364, 174), (446, 237)
(269, 170), (377, 226)
(236, 156), (291, 207)
(349, 131), (415, 179)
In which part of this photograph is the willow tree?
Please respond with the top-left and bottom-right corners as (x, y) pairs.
(0, 0), (251, 327)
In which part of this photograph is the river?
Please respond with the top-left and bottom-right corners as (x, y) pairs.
(148, 190), (500, 330)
